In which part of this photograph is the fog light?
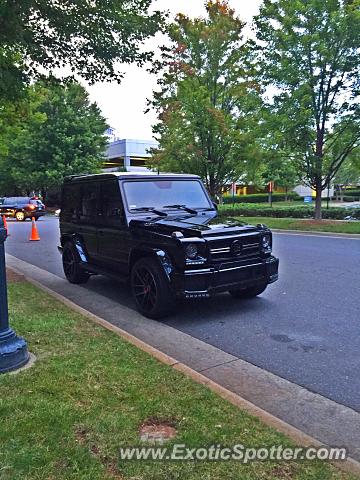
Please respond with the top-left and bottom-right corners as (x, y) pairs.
(185, 243), (198, 260)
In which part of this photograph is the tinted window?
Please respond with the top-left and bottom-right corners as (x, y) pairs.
(123, 180), (211, 211)
(61, 185), (80, 222)
(99, 180), (124, 226)
(79, 183), (97, 223)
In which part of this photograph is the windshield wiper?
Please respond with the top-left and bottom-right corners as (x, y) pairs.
(131, 207), (167, 217)
(162, 204), (198, 214)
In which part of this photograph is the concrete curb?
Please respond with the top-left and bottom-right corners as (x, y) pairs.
(7, 264), (360, 476)
(272, 229), (360, 239)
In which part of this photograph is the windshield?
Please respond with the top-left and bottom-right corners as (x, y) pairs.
(123, 180), (212, 212)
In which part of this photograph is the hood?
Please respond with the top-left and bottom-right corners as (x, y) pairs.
(129, 213), (262, 238)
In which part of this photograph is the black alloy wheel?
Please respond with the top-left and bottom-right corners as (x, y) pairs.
(62, 242), (90, 284)
(131, 257), (175, 319)
(229, 282), (268, 299)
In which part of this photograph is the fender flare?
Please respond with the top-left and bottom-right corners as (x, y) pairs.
(130, 248), (174, 280)
(62, 234), (88, 264)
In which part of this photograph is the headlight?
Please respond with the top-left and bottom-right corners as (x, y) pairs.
(185, 243), (198, 260)
(261, 234), (271, 250)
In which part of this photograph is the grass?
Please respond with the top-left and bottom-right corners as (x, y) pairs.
(0, 278), (355, 479)
(221, 200), (332, 208)
(218, 216), (360, 234)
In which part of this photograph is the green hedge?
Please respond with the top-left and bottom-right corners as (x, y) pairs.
(219, 204), (360, 220)
(344, 189), (360, 196)
(222, 192), (300, 204)
(343, 196), (360, 202)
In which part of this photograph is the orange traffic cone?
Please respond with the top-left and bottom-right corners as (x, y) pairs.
(29, 217), (40, 241)
(2, 215), (9, 235)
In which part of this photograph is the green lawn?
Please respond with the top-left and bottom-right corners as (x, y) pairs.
(222, 216), (360, 234)
(0, 279), (354, 479)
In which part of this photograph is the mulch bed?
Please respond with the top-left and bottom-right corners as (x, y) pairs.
(6, 269), (25, 283)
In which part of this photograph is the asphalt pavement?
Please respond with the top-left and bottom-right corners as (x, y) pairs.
(4, 216), (360, 411)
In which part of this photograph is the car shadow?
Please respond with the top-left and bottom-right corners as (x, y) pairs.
(82, 273), (271, 326)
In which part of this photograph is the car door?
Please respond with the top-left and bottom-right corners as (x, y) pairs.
(96, 179), (130, 274)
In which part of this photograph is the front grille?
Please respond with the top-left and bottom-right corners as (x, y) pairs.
(208, 233), (260, 260)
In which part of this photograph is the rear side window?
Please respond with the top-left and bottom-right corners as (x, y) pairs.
(61, 185), (80, 222)
(79, 183), (97, 223)
(98, 180), (124, 226)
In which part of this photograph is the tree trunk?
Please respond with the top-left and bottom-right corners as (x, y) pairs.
(285, 186), (288, 201)
(314, 179), (322, 220)
(314, 129), (324, 220)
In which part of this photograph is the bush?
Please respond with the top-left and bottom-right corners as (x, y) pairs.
(343, 195), (360, 202)
(222, 192), (300, 204)
(218, 203), (360, 220)
(344, 189), (360, 196)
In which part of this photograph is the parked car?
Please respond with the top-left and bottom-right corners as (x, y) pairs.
(59, 173), (279, 318)
(0, 197), (46, 221)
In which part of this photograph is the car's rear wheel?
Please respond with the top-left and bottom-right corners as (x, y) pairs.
(62, 242), (90, 284)
(131, 257), (175, 319)
(15, 211), (25, 221)
(229, 283), (268, 299)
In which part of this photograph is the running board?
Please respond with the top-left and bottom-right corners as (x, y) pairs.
(80, 263), (128, 284)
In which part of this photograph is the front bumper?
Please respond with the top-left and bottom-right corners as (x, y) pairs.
(172, 256), (279, 298)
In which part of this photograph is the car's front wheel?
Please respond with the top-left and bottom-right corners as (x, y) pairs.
(229, 283), (268, 299)
(15, 211), (25, 221)
(62, 242), (90, 284)
(131, 257), (175, 319)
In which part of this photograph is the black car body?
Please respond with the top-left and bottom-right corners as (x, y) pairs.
(59, 173), (279, 318)
(0, 197), (46, 221)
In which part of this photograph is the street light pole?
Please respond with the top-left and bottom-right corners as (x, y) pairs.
(0, 217), (29, 373)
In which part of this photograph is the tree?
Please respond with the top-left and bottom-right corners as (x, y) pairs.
(4, 80), (108, 199)
(254, 0), (360, 218)
(149, 0), (262, 199)
(0, 0), (164, 99)
(333, 148), (360, 191)
(263, 154), (299, 200)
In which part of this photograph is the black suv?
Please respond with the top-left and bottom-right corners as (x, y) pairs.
(0, 197), (46, 221)
(59, 173), (279, 318)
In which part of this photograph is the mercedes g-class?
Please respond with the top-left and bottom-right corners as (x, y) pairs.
(59, 173), (279, 318)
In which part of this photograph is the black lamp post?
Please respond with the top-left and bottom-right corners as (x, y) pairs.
(0, 217), (29, 373)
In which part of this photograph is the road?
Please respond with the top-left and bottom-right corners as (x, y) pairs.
(4, 216), (360, 411)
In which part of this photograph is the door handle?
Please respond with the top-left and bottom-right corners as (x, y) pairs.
(98, 230), (104, 236)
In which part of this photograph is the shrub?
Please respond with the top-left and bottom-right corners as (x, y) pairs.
(222, 192), (300, 204)
(218, 203), (360, 220)
(344, 189), (360, 196)
(343, 195), (360, 202)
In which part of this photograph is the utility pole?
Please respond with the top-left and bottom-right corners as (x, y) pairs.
(0, 217), (29, 373)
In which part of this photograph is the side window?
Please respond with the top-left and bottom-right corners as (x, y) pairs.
(79, 183), (97, 224)
(61, 185), (80, 223)
(99, 180), (124, 226)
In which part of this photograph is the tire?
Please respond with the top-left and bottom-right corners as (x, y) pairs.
(131, 257), (175, 319)
(15, 211), (26, 221)
(62, 242), (90, 284)
(34, 217), (40, 221)
(229, 283), (268, 299)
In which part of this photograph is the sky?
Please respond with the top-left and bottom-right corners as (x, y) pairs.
(86, 0), (262, 141)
